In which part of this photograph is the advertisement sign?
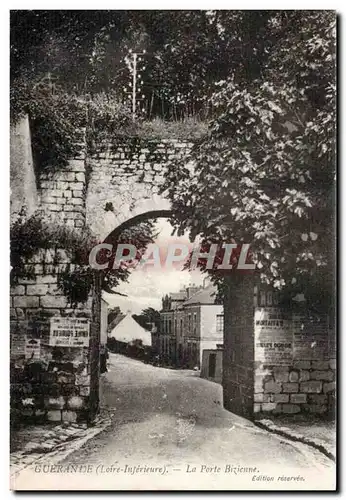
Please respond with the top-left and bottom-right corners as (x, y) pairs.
(49, 317), (90, 347)
(25, 338), (41, 360)
(255, 307), (293, 365)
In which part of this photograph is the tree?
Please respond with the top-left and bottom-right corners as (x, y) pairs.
(133, 307), (161, 331)
(163, 11), (336, 313)
(10, 11), (283, 119)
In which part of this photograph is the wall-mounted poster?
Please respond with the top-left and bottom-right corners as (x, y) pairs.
(49, 317), (90, 347)
(255, 307), (293, 365)
(25, 338), (41, 360)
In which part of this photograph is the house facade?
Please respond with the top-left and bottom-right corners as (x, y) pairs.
(159, 285), (224, 368)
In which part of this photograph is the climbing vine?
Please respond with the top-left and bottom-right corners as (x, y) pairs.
(10, 211), (98, 306)
(10, 211), (157, 307)
(10, 78), (87, 173)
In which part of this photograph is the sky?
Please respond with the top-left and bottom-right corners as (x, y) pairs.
(103, 219), (204, 314)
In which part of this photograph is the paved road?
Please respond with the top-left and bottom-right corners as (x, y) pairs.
(24, 354), (337, 490)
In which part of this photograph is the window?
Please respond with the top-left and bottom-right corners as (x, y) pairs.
(188, 313), (191, 333)
(216, 314), (224, 333)
(193, 313), (197, 335)
(260, 291), (266, 306)
(267, 291), (273, 306)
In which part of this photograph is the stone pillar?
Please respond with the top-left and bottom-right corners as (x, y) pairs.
(223, 273), (255, 419)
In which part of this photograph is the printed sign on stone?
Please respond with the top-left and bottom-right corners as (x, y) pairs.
(25, 337), (41, 360)
(254, 307), (293, 366)
(49, 317), (90, 347)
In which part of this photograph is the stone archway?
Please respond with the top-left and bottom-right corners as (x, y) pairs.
(103, 209), (173, 245)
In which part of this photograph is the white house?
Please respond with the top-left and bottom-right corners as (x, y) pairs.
(109, 313), (152, 347)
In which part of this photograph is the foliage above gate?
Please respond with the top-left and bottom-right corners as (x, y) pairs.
(163, 11), (336, 312)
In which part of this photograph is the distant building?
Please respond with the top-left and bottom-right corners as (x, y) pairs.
(109, 313), (152, 347)
(159, 284), (224, 368)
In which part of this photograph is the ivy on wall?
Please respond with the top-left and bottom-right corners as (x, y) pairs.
(10, 211), (157, 307)
(10, 79), (87, 173)
(10, 211), (98, 306)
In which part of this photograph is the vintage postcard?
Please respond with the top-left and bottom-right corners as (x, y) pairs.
(10, 9), (336, 491)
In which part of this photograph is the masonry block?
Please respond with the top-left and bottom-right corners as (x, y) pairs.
(79, 386), (90, 396)
(26, 284), (49, 296)
(289, 371), (299, 382)
(274, 370), (289, 383)
(39, 275), (56, 284)
(75, 374), (91, 386)
(46, 396), (65, 410)
(73, 190), (83, 198)
(329, 359), (336, 370)
(300, 381), (322, 393)
(68, 160), (85, 172)
(311, 361), (330, 370)
(253, 404), (262, 413)
(13, 296), (39, 308)
(60, 172), (76, 182)
(67, 396), (85, 410)
(290, 394), (307, 404)
(272, 394), (289, 403)
(71, 198), (84, 205)
(323, 382), (336, 393)
(62, 410), (78, 423)
(57, 372), (75, 385)
(308, 394), (327, 405)
(293, 360), (311, 370)
(264, 381), (282, 393)
(261, 403), (277, 412)
(281, 404), (300, 414)
(310, 370), (334, 381)
(47, 410), (62, 422)
(302, 404), (328, 414)
(299, 370), (310, 382)
(40, 296), (68, 308)
(11, 285), (25, 296)
(56, 182), (69, 190)
(282, 383), (298, 393)
(75, 173), (85, 182)
(254, 393), (270, 403)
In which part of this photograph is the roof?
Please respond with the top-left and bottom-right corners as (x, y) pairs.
(109, 314), (152, 346)
(170, 292), (187, 301)
(183, 285), (218, 306)
(107, 313), (126, 333)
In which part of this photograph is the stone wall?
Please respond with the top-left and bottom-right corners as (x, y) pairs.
(86, 138), (192, 240)
(254, 359), (336, 417)
(10, 248), (95, 424)
(10, 127), (193, 424)
(10, 115), (38, 220)
(39, 158), (87, 230)
(254, 313), (335, 418)
(222, 277), (336, 420)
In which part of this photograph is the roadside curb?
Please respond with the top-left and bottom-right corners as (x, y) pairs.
(254, 419), (335, 463)
(10, 415), (113, 478)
